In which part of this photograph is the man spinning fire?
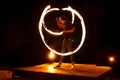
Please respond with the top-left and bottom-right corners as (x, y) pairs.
(54, 15), (76, 69)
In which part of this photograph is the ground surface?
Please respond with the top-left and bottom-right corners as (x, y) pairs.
(0, 63), (120, 80)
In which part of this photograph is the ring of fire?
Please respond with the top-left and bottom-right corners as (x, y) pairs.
(39, 5), (86, 56)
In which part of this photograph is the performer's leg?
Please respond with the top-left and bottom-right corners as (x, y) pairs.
(55, 39), (66, 68)
(70, 54), (75, 63)
(56, 56), (64, 67)
(67, 39), (75, 69)
(70, 54), (75, 69)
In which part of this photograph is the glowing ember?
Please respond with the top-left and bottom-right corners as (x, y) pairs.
(39, 5), (86, 56)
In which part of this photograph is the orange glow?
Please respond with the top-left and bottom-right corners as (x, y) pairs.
(48, 65), (55, 73)
(49, 51), (55, 59)
(109, 56), (115, 62)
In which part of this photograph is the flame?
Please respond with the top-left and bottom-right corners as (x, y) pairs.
(49, 51), (55, 59)
(39, 5), (86, 56)
(109, 56), (115, 62)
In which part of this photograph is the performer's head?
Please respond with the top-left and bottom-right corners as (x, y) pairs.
(56, 15), (72, 30)
(56, 15), (67, 24)
(59, 15), (67, 20)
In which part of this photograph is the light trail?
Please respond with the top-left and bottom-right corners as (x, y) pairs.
(39, 5), (86, 56)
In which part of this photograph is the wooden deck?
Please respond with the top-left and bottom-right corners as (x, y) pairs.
(12, 63), (112, 80)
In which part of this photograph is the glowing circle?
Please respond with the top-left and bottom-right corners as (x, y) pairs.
(39, 5), (86, 56)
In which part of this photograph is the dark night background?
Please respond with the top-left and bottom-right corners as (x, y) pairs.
(0, 0), (119, 77)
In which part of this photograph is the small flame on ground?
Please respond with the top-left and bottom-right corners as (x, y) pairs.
(109, 56), (115, 62)
(49, 51), (55, 59)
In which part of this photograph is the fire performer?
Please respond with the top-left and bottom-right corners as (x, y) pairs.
(54, 15), (76, 69)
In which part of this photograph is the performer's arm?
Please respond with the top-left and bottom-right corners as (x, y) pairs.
(64, 26), (75, 33)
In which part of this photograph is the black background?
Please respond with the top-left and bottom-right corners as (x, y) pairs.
(1, 0), (119, 77)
